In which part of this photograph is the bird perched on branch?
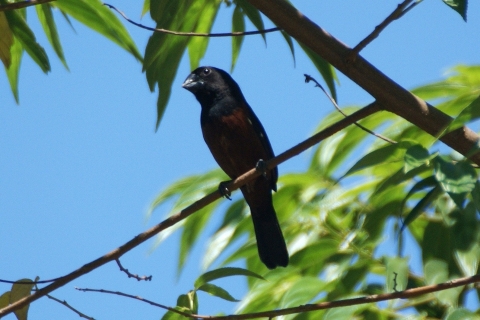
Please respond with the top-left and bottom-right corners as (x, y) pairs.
(182, 66), (288, 269)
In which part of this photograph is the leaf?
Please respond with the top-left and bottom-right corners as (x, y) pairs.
(231, 5), (244, 72)
(0, 291), (10, 309)
(434, 157), (477, 208)
(385, 257), (408, 292)
(374, 163), (430, 196)
(194, 267), (264, 289)
(280, 30), (295, 66)
(343, 141), (414, 178)
(142, 0), (150, 17)
(187, 0), (219, 70)
(5, 28), (22, 102)
(10, 279), (34, 320)
(0, 12), (13, 68)
(442, 0), (468, 21)
(54, 0), (141, 61)
(36, 3), (68, 69)
(445, 308), (480, 320)
(197, 283), (239, 302)
(401, 183), (442, 232)
(145, 0), (206, 128)
(237, 0), (265, 42)
(299, 41), (337, 102)
(445, 94), (480, 134)
(422, 222), (457, 272)
(404, 144), (434, 173)
(4, 8), (50, 73)
(177, 290), (198, 313)
(451, 202), (478, 252)
(280, 276), (324, 308)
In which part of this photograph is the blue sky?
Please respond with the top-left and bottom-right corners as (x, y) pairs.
(1, 1), (480, 318)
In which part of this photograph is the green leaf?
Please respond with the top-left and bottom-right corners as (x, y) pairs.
(343, 141), (414, 178)
(280, 276), (325, 308)
(434, 157), (477, 208)
(452, 202), (478, 252)
(237, 0), (265, 42)
(54, 0), (141, 61)
(231, 5), (245, 72)
(445, 95), (480, 134)
(442, 0), (468, 21)
(404, 144), (433, 173)
(194, 267), (264, 289)
(299, 41), (337, 102)
(4, 8), (50, 73)
(178, 202), (217, 274)
(187, 0), (219, 70)
(36, 3), (68, 69)
(422, 222), (456, 272)
(0, 291), (10, 309)
(385, 257), (408, 292)
(472, 181), (480, 213)
(142, 0), (150, 17)
(401, 183), (442, 231)
(5, 33), (22, 103)
(280, 30), (295, 66)
(10, 279), (34, 320)
(0, 12), (13, 68)
(197, 283), (239, 302)
(445, 308), (480, 320)
(177, 290), (198, 313)
(374, 163), (430, 196)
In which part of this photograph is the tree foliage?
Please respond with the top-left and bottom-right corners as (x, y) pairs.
(150, 65), (480, 319)
(1, 0), (479, 319)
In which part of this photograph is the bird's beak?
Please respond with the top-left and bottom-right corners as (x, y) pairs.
(182, 73), (202, 92)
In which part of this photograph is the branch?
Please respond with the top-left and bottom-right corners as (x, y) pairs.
(247, 0), (480, 166)
(0, 0), (55, 11)
(103, 3), (280, 37)
(349, 0), (419, 58)
(304, 74), (396, 144)
(76, 287), (193, 318)
(0, 104), (379, 317)
(116, 259), (152, 281)
(46, 294), (94, 320)
(78, 274), (480, 319)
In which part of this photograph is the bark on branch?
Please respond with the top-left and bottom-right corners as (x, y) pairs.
(247, 0), (480, 165)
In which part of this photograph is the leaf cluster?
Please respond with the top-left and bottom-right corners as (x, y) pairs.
(1, 0), (141, 102)
(150, 65), (480, 318)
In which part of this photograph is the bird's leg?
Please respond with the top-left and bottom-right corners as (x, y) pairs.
(255, 159), (268, 178)
(218, 181), (232, 200)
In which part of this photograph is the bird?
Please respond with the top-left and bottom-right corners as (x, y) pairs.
(182, 66), (289, 269)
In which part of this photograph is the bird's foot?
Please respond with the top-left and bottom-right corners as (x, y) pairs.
(218, 181), (232, 200)
(255, 159), (268, 178)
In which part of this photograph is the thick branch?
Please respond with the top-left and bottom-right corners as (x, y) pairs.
(0, 104), (378, 317)
(247, 0), (480, 165)
(0, 0), (55, 11)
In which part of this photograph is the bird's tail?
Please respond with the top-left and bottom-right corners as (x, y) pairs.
(250, 202), (289, 269)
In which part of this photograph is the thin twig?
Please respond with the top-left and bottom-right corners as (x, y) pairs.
(76, 288), (190, 318)
(0, 0), (55, 11)
(103, 3), (281, 37)
(304, 74), (396, 144)
(77, 274), (480, 319)
(348, 0), (419, 59)
(0, 104), (380, 317)
(0, 277), (64, 285)
(116, 259), (152, 281)
(46, 294), (95, 320)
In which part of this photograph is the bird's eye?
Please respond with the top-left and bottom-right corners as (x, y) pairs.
(202, 68), (211, 75)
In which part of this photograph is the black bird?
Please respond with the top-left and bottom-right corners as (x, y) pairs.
(182, 66), (288, 269)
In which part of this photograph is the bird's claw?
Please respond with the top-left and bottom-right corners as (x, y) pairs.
(255, 159), (268, 178)
(218, 181), (232, 200)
